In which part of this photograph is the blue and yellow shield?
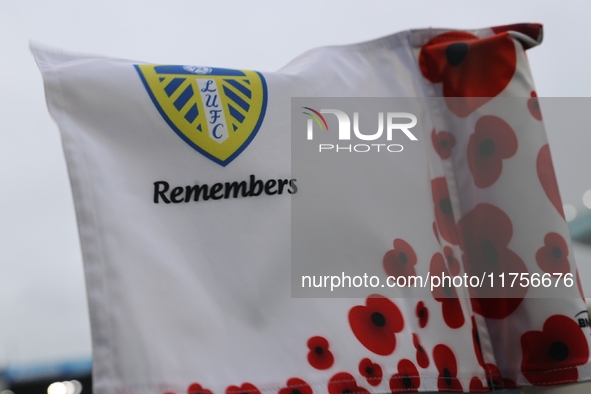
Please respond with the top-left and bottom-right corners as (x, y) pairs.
(135, 64), (267, 166)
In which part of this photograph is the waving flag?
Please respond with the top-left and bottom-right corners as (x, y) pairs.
(33, 23), (591, 393)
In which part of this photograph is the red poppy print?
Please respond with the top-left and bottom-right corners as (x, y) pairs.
(537, 144), (565, 219)
(471, 316), (484, 368)
(528, 91), (542, 121)
(383, 239), (417, 278)
(278, 378), (312, 394)
(226, 383), (260, 394)
(413, 333), (430, 368)
(536, 232), (570, 275)
(328, 373), (369, 394)
(457, 203), (527, 319)
(415, 301), (429, 328)
(358, 358), (382, 386)
(432, 177), (459, 245)
(348, 294), (404, 355)
(433, 344), (463, 392)
(521, 315), (590, 385)
(491, 23), (543, 45)
(482, 363), (517, 390)
(188, 383), (212, 394)
(431, 129), (456, 159)
(306, 336), (334, 370)
(419, 31), (516, 117)
(443, 246), (460, 276)
(430, 253), (465, 329)
(469, 377), (486, 392)
(467, 115), (518, 188)
(389, 359), (420, 392)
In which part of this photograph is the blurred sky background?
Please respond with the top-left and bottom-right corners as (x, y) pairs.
(2, 0), (591, 368)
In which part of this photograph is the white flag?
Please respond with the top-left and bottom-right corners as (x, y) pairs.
(33, 23), (591, 393)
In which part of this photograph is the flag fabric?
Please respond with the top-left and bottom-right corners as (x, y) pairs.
(33, 23), (591, 393)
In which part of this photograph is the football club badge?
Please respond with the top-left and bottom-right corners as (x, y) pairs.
(135, 64), (267, 166)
